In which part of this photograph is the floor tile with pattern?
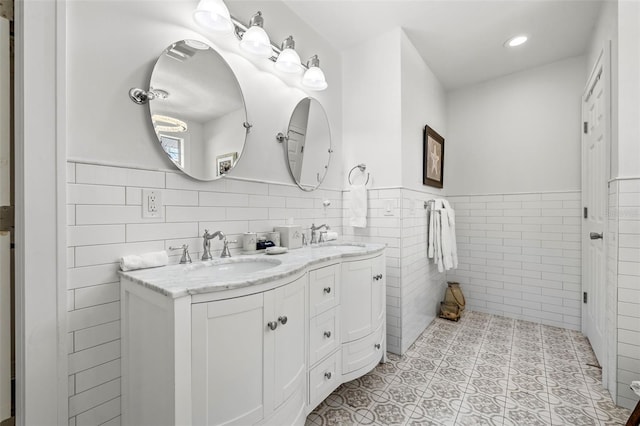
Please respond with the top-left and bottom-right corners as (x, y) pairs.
(306, 311), (632, 426)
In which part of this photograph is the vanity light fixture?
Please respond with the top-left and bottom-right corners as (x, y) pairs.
(275, 36), (303, 73)
(193, 3), (329, 90)
(505, 35), (528, 47)
(193, 0), (233, 33)
(302, 55), (328, 91)
(152, 114), (188, 133)
(239, 12), (273, 58)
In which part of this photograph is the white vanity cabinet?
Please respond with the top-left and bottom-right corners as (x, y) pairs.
(120, 245), (385, 426)
(341, 255), (386, 379)
(191, 274), (306, 426)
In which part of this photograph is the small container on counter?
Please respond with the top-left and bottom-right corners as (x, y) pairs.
(268, 231), (281, 247)
(242, 232), (257, 252)
(274, 225), (302, 249)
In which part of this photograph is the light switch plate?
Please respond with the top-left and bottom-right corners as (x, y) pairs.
(142, 189), (163, 218)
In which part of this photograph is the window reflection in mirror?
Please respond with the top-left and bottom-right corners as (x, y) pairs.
(149, 40), (247, 181)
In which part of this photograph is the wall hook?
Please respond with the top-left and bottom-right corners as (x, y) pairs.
(243, 122), (253, 134)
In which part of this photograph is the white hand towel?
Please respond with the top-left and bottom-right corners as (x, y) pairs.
(441, 199), (458, 269)
(324, 231), (339, 241)
(349, 184), (367, 228)
(120, 250), (168, 272)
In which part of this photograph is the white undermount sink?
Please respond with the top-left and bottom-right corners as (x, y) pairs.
(184, 259), (281, 279)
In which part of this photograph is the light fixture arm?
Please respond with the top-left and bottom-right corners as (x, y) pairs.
(231, 14), (309, 69)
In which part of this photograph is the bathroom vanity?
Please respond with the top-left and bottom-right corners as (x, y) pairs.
(119, 243), (385, 426)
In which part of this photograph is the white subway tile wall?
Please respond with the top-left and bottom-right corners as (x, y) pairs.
(343, 188), (446, 355)
(66, 161), (343, 425)
(616, 178), (640, 410)
(447, 191), (582, 330)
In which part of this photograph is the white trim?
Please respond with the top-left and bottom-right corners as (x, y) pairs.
(445, 189), (581, 197)
(14, 0), (67, 423)
(608, 176), (640, 182)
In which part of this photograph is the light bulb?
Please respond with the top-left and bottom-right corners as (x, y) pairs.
(239, 12), (273, 58)
(302, 55), (328, 91)
(505, 35), (528, 47)
(193, 0), (233, 33)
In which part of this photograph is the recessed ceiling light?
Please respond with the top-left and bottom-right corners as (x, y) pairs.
(505, 35), (528, 48)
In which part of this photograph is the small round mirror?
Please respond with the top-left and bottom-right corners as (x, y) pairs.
(284, 98), (332, 191)
(149, 40), (247, 181)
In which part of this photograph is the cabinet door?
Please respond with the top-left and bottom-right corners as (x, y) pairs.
(341, 259), (374, 342)
(192, 293), (266, 426)
(269, 275), (306, 409)
(371, 255), (385, 329)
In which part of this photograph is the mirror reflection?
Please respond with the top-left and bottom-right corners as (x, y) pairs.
(149, 39), (247, 181)
(285, 98), (332, 191)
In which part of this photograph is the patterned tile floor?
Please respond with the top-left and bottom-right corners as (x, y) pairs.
(306, 311), (632, 425)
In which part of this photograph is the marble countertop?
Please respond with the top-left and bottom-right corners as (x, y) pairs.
(119, 242), (385, 299)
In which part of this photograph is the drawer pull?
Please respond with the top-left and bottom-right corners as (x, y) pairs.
(324, 372), (332, 380)
(372, 275), (378, 281)
(374, 343), (381, 350)
(378, 274), (383, 280)
(324, 331), (332, 338)
(267, 321), (278, 331)
(278, 316), (288, 325)
(323, 287), (331, 294)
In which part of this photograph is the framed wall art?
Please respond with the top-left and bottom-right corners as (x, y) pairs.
(423, 125), (444, 188)
(216, 152), (238, 176)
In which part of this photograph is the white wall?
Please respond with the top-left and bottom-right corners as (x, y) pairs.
(446, 56), (587, 195)
(342, 28), (401, 188)
(400, 32), (447, 194)
(67, 0), (343, 189)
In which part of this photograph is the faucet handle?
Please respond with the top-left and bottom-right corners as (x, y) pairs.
(169, 244), (192, 264)
(220, 238), (237, 258)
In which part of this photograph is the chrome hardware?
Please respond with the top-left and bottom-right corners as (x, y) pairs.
(267, 321), (278, 331)
(324, 372), (332, 380)
(202, 229), (225, 260)
(302, 232), (307, 246)
(374, 343), (381, 350)
(323, 287), (331, 294)
(243, 122), (253, 133)
(129, 88), (152, 105)
(221, 238), (237, 258)
(324, 331), (331, 338)
(310, 223), (330, 244)
(373, 274), (383, 281)
(169, 244), (192, 264)
(276, 132), (288, 143)
(590, 232), (603, 240)
(278, 316), (288, 325)
(378, 274), (383, 280)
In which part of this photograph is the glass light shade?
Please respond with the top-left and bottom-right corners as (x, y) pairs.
(193, 0), (233, 33)
(302, 66), (328, 91)
(240, 26), (273, 57)
(275, 48), (302, 73)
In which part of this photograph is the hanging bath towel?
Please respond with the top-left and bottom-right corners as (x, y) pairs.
(349, 184), (367, 228)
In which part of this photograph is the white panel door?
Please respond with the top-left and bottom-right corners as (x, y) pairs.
(342, 259), (373, 342)
(0, 16), (11, 423)
(192, 293), (266, 426)
(582, 56), (608, 371)
(271, 276), (306, 409)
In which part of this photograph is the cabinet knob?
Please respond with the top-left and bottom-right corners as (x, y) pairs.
(278, 316), (288, 325)
(267, 321), (278, 331)
(379, 274), (383, 280)
(373, 275), (378, 281)
(323, 287), (331, 294)
(324, 372), (332, 380)
(374, 343), (381, 350)
(324, 331), (331, 338)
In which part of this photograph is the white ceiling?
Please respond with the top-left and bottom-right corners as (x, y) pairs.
(282, 0), (603, 90)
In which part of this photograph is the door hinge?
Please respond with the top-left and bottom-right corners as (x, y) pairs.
(0, 206), (14, 232)
(583, 292), (588, 303)
(583, 207), (588, 219)
(583, 122), (588, 134)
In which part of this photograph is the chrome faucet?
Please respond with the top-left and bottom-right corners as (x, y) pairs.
(202, 229), (225, 260)
(169, 244), (192, 264)
(310, 223), (330, 244)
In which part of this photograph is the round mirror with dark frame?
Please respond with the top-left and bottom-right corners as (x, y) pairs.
(146, 39), (248, 181)
(281, 97), (332, 191)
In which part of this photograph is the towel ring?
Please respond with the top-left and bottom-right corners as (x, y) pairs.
(348, 163), (370, 185)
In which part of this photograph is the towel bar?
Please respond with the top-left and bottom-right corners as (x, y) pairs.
(348, 163), (370, 185)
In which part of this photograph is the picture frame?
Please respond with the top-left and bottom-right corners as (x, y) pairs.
(216, 152), (238, 176)
(423, 125), (445, 188)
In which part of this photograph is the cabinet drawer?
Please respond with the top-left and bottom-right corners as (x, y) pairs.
(309, 264), (340, 317)
(342, 323), (384, 375)
(309, 307), (340, 366)
(309, 350), (341, 410)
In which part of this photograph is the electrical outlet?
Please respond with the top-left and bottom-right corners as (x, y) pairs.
(142, 189), (163, 218)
